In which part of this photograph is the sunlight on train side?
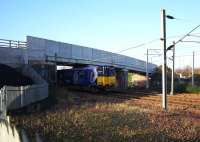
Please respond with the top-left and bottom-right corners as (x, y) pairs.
(57, 65), (73, 70)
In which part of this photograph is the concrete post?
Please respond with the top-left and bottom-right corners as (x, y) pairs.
(123, 69), (128, 89)
(9, 40), (11, 48)
(0, 87), (7, 119)
(161, 9), (167, 110)
(146, 49), (149, 89)
(192, 51), (194, 86)
(55, 53), (57, 86)
(170, 41), (175, 95)
(23, 48), (28, 64)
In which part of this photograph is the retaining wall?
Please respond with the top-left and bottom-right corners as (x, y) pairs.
(6, 84), (48, 110)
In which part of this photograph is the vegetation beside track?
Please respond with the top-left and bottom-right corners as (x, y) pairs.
(175, 84), (200, 93)
(11, 87), (200, 142)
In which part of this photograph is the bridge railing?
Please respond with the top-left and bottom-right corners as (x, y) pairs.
(0, 39), (26, 48)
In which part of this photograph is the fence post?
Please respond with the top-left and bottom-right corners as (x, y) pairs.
(17, 41), (20, 48)
(20, 86), (24, 107)
(9, 40), (12, 48)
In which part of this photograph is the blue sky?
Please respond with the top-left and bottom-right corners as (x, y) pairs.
(1, 0), (200, 68)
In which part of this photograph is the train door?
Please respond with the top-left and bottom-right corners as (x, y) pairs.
(97, 66), (104, 86)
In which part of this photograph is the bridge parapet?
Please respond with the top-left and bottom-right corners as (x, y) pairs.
(27, 36), (157, 73)
(0, 38), (28, 67)
(0, 39), (26, 48)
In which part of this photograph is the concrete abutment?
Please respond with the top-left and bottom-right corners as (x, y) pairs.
(116, 69), (128, 89)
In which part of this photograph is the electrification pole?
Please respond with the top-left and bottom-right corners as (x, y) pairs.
(161, 9), (167, 110)
(146, 49), (149, 89)
(55, 53), (57, 86)
(192, 51), (194, 86)
(170, 41), (175, 95)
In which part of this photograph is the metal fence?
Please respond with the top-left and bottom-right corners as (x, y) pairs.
(0, 39), (26, 48)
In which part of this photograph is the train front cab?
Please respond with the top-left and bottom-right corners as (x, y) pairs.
(97, 66), (116, 88)
(73, 67), (97, 86)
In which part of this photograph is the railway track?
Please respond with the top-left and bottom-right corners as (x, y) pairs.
(134, 97), (200, 103)
(131, 98), (200, 108)
(66, 86), (159, 101)
(64, 86), (200, 109)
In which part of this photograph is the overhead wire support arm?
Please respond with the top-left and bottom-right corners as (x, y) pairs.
(174, 24), (200, 46)
(148, 49), (161, 50)
(166, 15), (176, 20)
(144, 53), (162, 55)
(167, 25), (200, 51)
(188, 34), (200, 38)
(181, 40), (200, 43)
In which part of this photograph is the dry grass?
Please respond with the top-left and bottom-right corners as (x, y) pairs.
(11, 87), (200, 142)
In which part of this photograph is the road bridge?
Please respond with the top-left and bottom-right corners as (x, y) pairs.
(0, 36), (156, 73)
(26, 36), (157, 87)
(0, 36), (157, 87)
(27, 36), (156, 73)
(0, 36), (157, 113)
(0, 39), (48, 113)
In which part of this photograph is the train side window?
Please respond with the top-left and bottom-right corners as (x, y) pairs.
(90, 72), (95, 81)
(110, 69), (116, 76)
(78, 71), (85, 80)
(105, 67), (108, 76)
(97, 67), (103, 76)
(106, 68), (113, 76)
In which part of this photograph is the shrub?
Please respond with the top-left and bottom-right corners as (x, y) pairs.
(175, 83), (200, 93)
(175, 84), (186, 93)
(186, 85), (200, 93)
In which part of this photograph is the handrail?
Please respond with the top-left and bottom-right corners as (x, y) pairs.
(0, 39), (27, 48)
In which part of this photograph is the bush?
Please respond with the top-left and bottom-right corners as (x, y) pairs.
(186, 85), (200, 93)
(175, 84), (186, 93)
(175, 83), (200, 93)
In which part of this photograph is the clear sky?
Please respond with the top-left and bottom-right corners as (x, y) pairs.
(1, 0), (200, 68)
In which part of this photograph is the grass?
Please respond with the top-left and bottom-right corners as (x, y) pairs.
(186, 85), (200, 93)
(10, 87), (200, 142)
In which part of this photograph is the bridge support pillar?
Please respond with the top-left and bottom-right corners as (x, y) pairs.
(29, 62), (56, 84)
(116, 69), (128, 89)
(0, 87), (7, 120)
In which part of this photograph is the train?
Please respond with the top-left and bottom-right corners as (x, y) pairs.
(58, 66), (147, 89)
(57, 66), (117, 88)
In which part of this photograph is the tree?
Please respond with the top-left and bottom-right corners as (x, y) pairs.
(150, 65), (172, 90)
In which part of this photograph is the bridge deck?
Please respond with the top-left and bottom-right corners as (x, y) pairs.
(27, 36), (156, 73)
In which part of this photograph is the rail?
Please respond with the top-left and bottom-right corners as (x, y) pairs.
(0, 39), (26, 48)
